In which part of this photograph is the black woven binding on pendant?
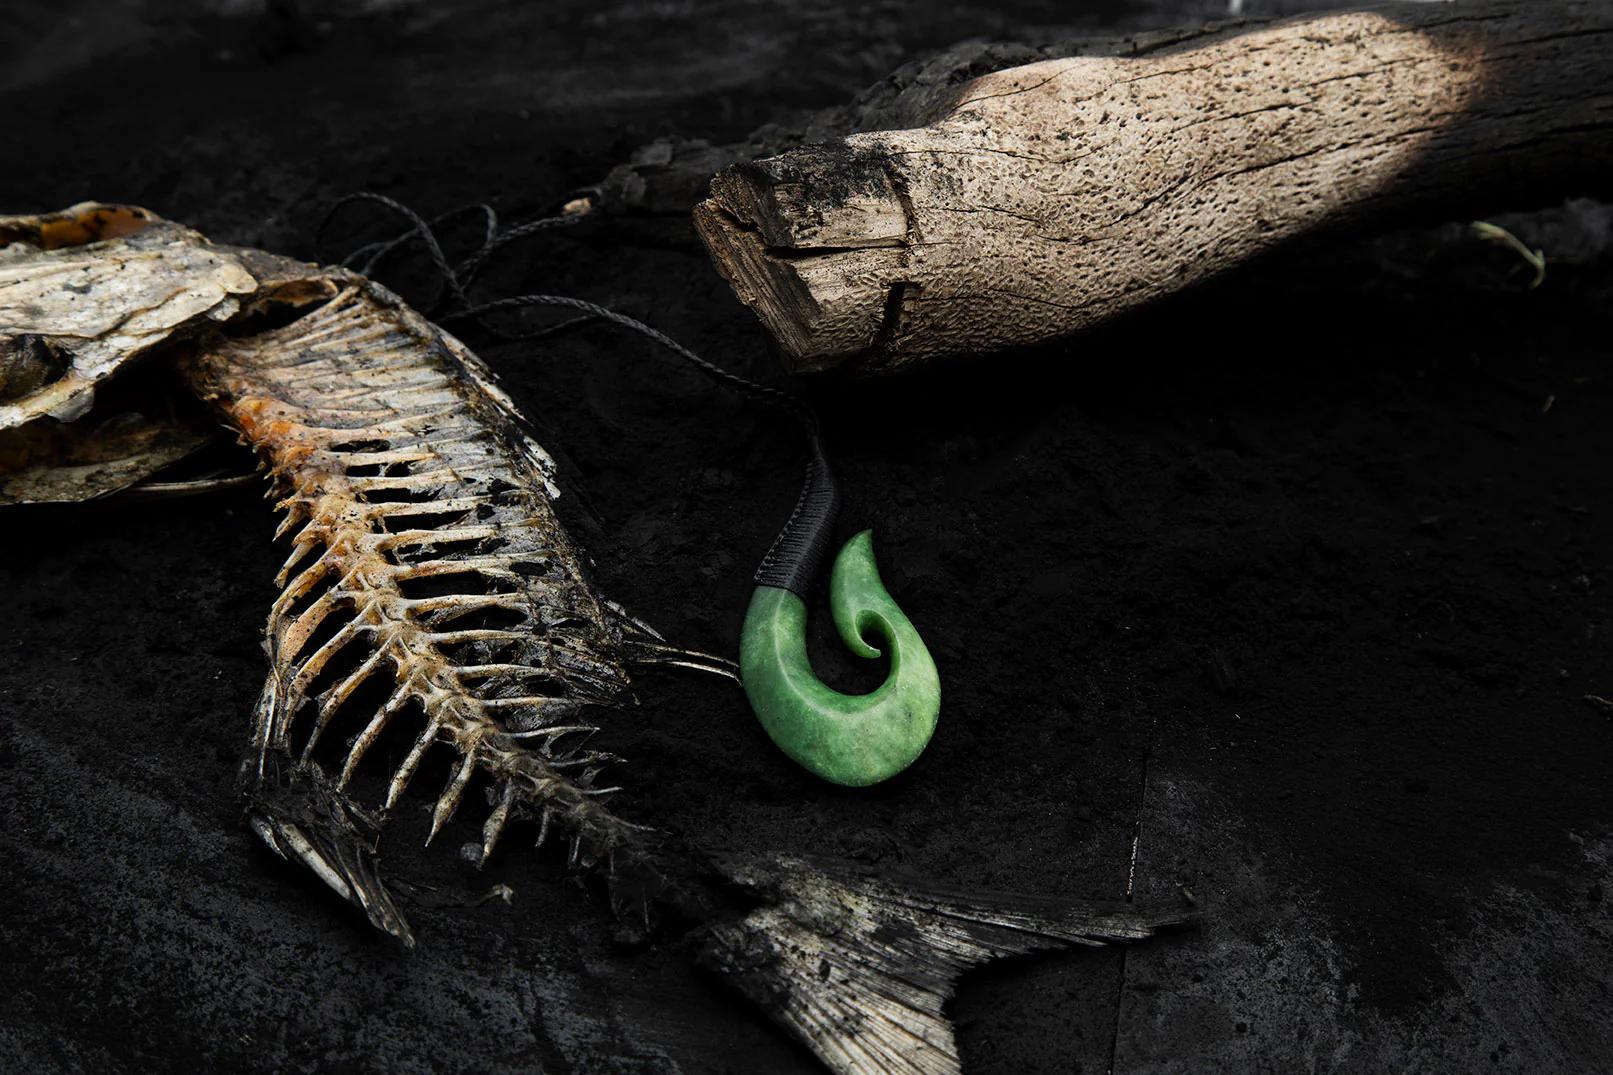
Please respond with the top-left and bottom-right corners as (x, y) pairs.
(753, 434), (840, 597)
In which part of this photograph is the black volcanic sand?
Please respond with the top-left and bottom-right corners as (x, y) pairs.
(1, 2), (1610, 1072)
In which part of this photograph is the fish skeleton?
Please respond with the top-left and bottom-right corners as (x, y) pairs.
(0, 202), (1188, 1074)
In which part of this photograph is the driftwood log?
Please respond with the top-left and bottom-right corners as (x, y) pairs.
(691, 0), (1613, 374)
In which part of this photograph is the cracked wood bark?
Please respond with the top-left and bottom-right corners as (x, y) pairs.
(694, 0), (1613, 375)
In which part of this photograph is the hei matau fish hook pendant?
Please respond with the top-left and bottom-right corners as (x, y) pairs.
(741, 531), (940, 785)
(737, 440), (940, 786)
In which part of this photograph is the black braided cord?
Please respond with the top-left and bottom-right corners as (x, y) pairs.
(320, 194), (840, 597)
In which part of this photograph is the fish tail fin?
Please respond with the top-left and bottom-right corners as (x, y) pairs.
(699, 854), (1192, 1075)
(245, 757), (415, 947)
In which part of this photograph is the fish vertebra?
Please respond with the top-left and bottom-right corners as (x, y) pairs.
(184, 272), (650, 944)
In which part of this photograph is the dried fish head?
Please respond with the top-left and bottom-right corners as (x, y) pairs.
(0, 203), (255, 502)
(0, 202), (256, 426)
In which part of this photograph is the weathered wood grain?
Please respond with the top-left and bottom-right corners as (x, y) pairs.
(696, 1), (1613, 373)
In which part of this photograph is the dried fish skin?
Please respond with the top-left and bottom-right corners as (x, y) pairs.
(0, 409), (208, 505)
(703, 855), (1193, 1075)
(0, 203), (256, 427)
(0, 202), (155, 251)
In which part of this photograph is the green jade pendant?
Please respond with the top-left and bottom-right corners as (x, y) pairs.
(739, 530), (940, 786)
